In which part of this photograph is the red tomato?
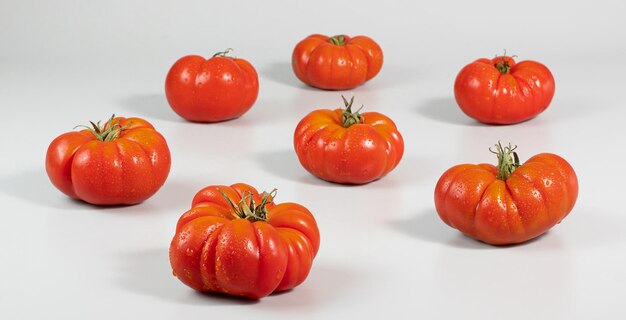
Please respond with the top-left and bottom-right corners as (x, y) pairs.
(45, 116), (171, 205)
(454, 55), (555, 124)
(165, 49), (259, 122)
(434, 143), (578, 245)
(169, 183), (320, 299)
(292, 34), (383, 90)
(294, 96), (404, 184)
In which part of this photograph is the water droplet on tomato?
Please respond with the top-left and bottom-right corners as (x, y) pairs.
(186, 248), (194, 256)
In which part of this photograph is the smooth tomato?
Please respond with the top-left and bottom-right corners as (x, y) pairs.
(434, 143), (578, 245)
(169, 183), (320, 299)
(165, 49), (259, 122)
(294, 96), (404, 184)
(454, 55), (555, 124)
(46, 116), (171, 205)
(292, 34), (383, 90)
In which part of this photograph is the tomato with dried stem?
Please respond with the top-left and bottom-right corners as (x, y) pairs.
(169, 183), (320, 299)
(292, 34), (383, 90)
(434, 142), (578, 245)
(45, 115), (171, 205)
(454, 54), (555, 124)
(165, 49), (259, 122)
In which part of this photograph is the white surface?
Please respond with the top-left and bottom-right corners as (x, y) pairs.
(1, 1), (625, 319)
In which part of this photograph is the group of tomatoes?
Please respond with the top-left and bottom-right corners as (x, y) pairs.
(44, 34), (578, 299)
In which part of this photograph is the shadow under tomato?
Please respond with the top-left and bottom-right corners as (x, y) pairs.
(387, 208), (461, 246)
(261, 62), (316, 90)
(0, 168), (196, 213)
(254, 262), (358, 312)
(118, 93), (185, 123)
(254, 149), (331, 186)
(114, 248), (259, 306)
(387, 209), (552, 250)
(0, 168), (93, 210)
(415, 97), (484, 126)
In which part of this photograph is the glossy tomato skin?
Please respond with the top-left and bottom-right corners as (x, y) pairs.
(434, 153), (578, 245)
(454, 56), (555, 124)
(169, 183), (320, 299)
(165, 54), (259, 122)
(294, 109), (404, 184)
(45, 117), (171, 205)
(292, 34), (383, 90)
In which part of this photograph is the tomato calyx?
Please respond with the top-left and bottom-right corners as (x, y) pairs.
(495, 57), (512, 74)
(329, 35), (346, 46)
(341, 96), (365, 128)
(494, 51), (517, 74)
(212, 48), (235, 59)
(218, 188), (277, 222)
(490, 141), (520, 180)
(75, 115), (130, 142)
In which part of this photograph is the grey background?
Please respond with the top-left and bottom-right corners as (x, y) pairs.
(1, 0), (625, 319)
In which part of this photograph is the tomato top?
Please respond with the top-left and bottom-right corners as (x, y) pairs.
(45, 115), (171, 205)
(169, 183), (321, 298)
(291, 34), (383, 90)
(294, 96), (404, 184)
(165, 49), (259, 122)
(454, 54), (555, 124)
(434, 142), (578, 245)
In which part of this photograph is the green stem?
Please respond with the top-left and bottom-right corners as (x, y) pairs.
(494, 50), (517, 74)
(341, 96), (364, 128)
(329, 35), (346, 46)
(490, 142), (520, 180)
(213, 48), (234, 58)
(217, 188), (277, 222)
(495, 59), (511, 74)
(75, 115), (129, 142)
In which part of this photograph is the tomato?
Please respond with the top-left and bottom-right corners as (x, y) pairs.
(294, 96), (404, 184)
(169, 183), (320, 299)
(454, 55), (555, 124)
(292, 34), (383, 90)
(434, 143), (578, 245)
(45, 115), (171, 205)
(165, 49), (259, 122)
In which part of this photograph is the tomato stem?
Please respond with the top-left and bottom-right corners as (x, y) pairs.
(212, 48), (234, 58)
(341, 96), (364, 128)
(494, 50), (517, 74)
(490, 142), (520, 180)
(74, 115), (129, 142)
(217, 188), (277, 222)
(329, 35), (346, 46)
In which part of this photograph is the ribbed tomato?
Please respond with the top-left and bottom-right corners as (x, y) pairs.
(292, 34), (383, 90)
(169, 183), (320, 299)
(294, 96), (404, 184)
(434, 143), (578, 245)
(165, 49), (259, 122)
(45, 115), (171, 205)
(454, 55), (555, 124)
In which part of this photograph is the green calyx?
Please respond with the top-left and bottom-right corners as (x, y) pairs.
(490, 142), (520, 181)
(495, 57), (512, 74)
(218, 188), (277, 222)
(494, 50), (517, 74)
(76, 115), (129, 142)
(329, 35), (346, 46)
(341, 96), (364, 128)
